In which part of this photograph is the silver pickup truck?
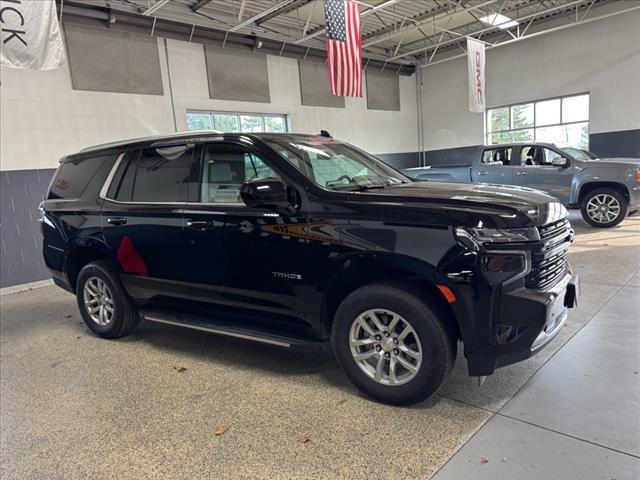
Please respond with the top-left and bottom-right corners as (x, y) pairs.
(404, 142), (640, 227)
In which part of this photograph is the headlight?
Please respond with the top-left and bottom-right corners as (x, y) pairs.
(455, 226), (539, 248)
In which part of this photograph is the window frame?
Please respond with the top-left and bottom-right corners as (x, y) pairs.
(486, 92), (590, 148)
(186, 110), (289, 134)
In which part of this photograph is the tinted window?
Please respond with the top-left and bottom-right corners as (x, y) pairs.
(113, 146), (197, 202)
(481, 147), (513, 165)
(49, 154), (113, 199)
(201, 144), (279, 203)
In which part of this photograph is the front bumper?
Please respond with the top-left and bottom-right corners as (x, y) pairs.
(465, 272), (580, 376)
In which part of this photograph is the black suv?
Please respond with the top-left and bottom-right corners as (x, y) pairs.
(41, 132), (579, 405)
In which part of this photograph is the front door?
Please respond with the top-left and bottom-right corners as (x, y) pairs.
(183, 141), (308, 326)
(101, 145), (199, 304)
(472, 146), (515, 185)
(514, 145), (573, 202)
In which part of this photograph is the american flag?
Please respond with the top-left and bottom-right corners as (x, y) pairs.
(324, 0), (362, 97)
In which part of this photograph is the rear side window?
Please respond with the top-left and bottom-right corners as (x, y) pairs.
(110, 146), (198, 202)
(481, 147), (513, 165)
(48, 155), (112, 199)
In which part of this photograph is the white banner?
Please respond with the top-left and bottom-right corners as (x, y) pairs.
(0, 0), (66, 70)
(466, 38), (485, 113)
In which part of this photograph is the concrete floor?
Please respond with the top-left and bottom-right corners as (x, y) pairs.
(1, 212), (639, 480)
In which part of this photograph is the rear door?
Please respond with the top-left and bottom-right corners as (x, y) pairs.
(513, 145), (572, 202)
(100, 144), (199, 304)
(472, 146), (515, 185)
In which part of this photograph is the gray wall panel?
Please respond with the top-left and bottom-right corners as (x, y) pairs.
(1, 169), (55, 288)
(205, 46), (270, 103)
(64, 23), (163, 95)
(590, 129), (640, 158)
(366, 70), (400, 111)
(299, 61), (345, 108)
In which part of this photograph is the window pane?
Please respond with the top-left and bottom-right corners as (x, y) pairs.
(49, 155), (112, 199)
(565, 122), (589, 149)
(482, 147), (513, 165)
(214, 114), (239, 133)
(186, 112), (213, 132)
(536, 125), (566, 144)
(562, 94), (589, 123)
(488, 129), (533, 144)
(264, 115), (285, 133)
(488, 107), (509, 132)
(535, 99), (560, 126)
(240, 115), (263, 132)
(120, 146), (195, 202)
(511, 103), (534, 129)
(245, 153), (278, 181)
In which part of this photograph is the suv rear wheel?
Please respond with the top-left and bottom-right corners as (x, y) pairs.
(332, 282), (456, 405)
(76, 261), (139, 338)
(580, 187), (628, 228)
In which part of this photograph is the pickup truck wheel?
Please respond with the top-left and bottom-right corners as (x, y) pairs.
(332, 283), (456, 406)
(581, 188), (628, 228)
(76, 261), (139, 339)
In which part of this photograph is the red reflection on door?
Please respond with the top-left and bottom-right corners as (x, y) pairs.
(117, 236), (149, 277)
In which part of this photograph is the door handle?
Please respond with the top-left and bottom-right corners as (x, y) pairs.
(186, 220), (212, 230)
(516, 171), (528, 176)
(107, 217), (127, 226)
(477, 171), (488, 176)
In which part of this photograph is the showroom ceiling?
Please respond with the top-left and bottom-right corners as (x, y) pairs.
(72, 0), (637, 66)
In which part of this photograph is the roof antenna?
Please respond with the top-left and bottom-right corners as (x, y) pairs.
(320, 130), (332, 138)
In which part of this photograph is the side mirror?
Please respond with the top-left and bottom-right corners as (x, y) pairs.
(552, 156), (568, 167)
(240, 177), (290, 209)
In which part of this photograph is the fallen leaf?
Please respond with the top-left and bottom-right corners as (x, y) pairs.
(214, 424), (229, 436)
(76, 336), (82, 339)
(502, 457), (508, 463)
(298, 435), (311, 444)
(173, 366), (187, 373)
(65, 314), (72, 318)
(480, 457), (489, 464)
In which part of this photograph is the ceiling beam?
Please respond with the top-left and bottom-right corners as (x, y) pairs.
(228, 0), (297, 32)
(389, 0), (586, 61)
(294, 0), (404, 44)
(191, 0), (213, 12)
(421, 2), (640, 68)
(142, 0), (171, 16)
(364, 0), (497, 48)
(255, 0), (314, 25)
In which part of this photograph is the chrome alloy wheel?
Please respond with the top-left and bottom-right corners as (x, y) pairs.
(349, 309), (423, 386)
(82, 277), (114, 326)
(586, 194), (621, 224)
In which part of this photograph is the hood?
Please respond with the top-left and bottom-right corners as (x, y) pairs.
(586, 157), (640, 167)
(350, 181), (565, 228)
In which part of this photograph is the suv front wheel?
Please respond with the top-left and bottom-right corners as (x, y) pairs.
(76, 260), (140, 338)
(332, 282), (456, 405)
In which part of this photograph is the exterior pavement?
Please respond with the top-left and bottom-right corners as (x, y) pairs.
(1, 212), (639, 480)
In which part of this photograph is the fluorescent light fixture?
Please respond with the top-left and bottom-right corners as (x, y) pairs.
(479, 13), (519, 29)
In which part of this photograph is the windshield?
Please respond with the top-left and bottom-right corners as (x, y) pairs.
(263, 137), (409, 191)
(560, 146), (598, 161)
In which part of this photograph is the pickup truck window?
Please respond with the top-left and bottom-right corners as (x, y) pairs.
(481, 147), (513, 165)
(201, 143), (279, 203)
(264, 139), (407, 191)
(521, 146), (561, 166)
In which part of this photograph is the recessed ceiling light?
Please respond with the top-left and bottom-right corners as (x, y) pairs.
(479, 13), (519, 29)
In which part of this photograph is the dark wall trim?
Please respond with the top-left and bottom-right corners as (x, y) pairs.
(1, 169), (55, 288)
(590, 129), (640, 158)
(376, 152), (420, 169)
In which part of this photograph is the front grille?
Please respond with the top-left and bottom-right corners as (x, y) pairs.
(525, 218), (572, 290)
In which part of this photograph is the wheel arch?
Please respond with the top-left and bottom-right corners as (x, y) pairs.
(578, 181), (630, 205)
(321, 253), (462, 341)
(65, 241), (117, 293)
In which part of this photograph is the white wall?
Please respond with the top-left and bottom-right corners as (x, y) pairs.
(421, 10), (640, 151)
(0, 34), (418, 172)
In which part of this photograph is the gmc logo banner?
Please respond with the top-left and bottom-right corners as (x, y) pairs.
(0, 0), (65, 70)
(466, 38), (485, 113)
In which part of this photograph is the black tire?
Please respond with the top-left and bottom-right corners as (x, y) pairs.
(76, 260), (139, 339)
(331, 282), (456, 406)
(580, 187), (628, 228)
